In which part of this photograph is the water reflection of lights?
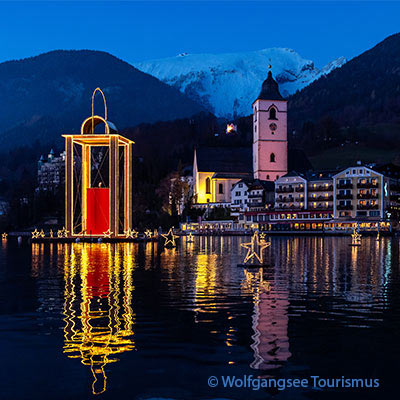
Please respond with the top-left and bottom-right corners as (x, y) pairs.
(62, 243), (136, 395)
(28, 235), (395, 393)
(194, 254), (218, 315)
(241, 268), (291, 370)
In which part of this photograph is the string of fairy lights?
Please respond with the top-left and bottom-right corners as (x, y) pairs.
(1, 223), (374, 267)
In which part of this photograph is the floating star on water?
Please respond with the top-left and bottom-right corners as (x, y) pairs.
(187, 233), (194, 242)
(241, 231), (270, 265)
(49, 229), (54, 238)
(103, 229), (113, 238)
(144, 229), (153, 239)
(351, 227), (362, 245)
(162, 228), (178, 247)
(124, 228), (138, 239)
(2, 233), (7, 240)
(39, 229), (45, 238)
(32, 229), (39, 239)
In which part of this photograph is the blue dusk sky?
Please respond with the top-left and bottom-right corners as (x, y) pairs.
(0, 1), (399, 67)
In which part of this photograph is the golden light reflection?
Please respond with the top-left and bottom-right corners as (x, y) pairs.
(242, 268), (291, 370)
(194, 254), (218, 315)
(62, 243), (135, 395)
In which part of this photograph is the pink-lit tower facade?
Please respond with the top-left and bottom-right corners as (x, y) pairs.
(253, 68), (288, 181)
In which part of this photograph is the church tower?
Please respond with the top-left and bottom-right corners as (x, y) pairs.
(253, 68), (288, 181)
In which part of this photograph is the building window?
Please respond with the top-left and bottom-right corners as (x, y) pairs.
(269, 107), (277, 120)
(205, 177), (211, 194)
(267, 174), (270, 180)
(218, 183), (224, 194)
(270, 153), (276, 163)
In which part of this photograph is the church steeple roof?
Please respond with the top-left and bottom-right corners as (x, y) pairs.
(255, 70), (284, 102)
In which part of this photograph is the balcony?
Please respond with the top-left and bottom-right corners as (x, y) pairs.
(337, 204), (353, 210)
(308, 195), (333, 202)
(336, 193), (353, 200)
(276, 197), (296, 203)
(310, 205), (333, 210)
(337, 183), (353, 189)
(357, 182), (379, 189)
(357, 204), (379, 210)
(248, 202), (265, 208)
(276, 187), (294, 193)
(275, 205), (305, 211)
(357, 193), (379, 199)
(308, 185), (333, 192)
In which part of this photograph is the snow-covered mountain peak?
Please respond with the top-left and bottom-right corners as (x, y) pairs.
(134, 48), (346, 118)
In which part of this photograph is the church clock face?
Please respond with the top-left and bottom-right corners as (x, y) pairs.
(269, 123), (277, 131)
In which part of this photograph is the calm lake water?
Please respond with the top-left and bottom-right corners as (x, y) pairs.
(1, 236), (399, 399)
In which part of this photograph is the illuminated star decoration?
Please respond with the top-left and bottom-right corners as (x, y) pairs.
(32, 229), (39, 239)
(124, 228), (138, 239)
(2, 233), (7, 240)
(259, 232), (267, 242)
(162, 228), (178, 247)
(153, 229), (158, 238)
(49, 229), (54, 238)
(62, 227), (69, 238)
(187, 232), (194, 242)
(57, 229), (64, 238)
(241, 231), (270, 265)
(144, 229), (153, 239)
(39, 229), (45, 238)
(351, 227), (362, 245)
(103, 229), (113, 238)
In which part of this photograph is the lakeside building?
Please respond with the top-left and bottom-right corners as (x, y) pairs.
(37, 149), (65, 192)
(188, 65), (400, 230)
(333, 165), (400, 220)
(192, 147), (253, 208)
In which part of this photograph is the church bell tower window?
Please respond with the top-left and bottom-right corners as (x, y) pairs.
(269, 107), (277, 120)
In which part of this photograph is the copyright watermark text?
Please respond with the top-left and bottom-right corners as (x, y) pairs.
(207, 375), (380, 391)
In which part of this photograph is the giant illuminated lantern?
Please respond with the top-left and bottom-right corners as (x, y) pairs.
(63, 88), (134, 238)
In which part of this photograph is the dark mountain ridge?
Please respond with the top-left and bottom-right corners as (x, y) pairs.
(0, 49), (206, 149)
(288, 33), (400, 130)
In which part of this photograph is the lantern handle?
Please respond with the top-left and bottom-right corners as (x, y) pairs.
(91, 88), (108, 133)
